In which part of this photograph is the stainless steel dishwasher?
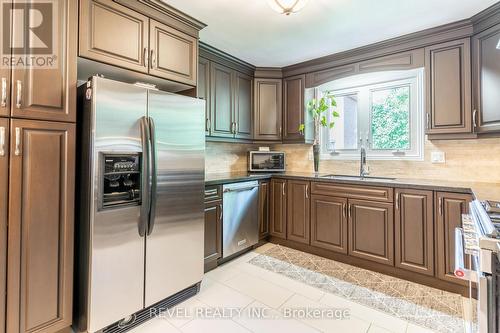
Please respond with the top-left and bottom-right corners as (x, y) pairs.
(222, 181), (260, 258)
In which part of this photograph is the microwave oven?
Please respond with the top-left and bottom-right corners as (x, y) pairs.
(248, 151), (285, 172)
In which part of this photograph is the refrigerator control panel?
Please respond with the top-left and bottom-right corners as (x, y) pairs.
(101, 153), (141, 209)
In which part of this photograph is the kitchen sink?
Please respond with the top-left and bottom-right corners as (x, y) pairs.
(320, 174), (396, 182)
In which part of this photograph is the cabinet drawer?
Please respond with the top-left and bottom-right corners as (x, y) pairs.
(205, 185), (222, 202)
(311, 182), (394, 202)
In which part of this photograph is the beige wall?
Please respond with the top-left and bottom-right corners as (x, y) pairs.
(206, 138), (500, 183)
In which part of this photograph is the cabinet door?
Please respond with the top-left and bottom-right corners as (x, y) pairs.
(254, 78), (282, 141)
(472, 24), (500, 133)
(0, 119), (8, 333)
(311, 195), (348, 254)
(235, 72), (253, 140)
(79, 0), (149, 73)
(204, 201), (222, 264)
(0, 69), (9, 118)
(270, 179), (287, 238)
(435, 192), (472, 285)
(286, 180), (310, 244)
(259, 181), (270, 240)
(198, 57), (211, 135)
(11, 0), (77, 122)
(348, 200), (394, 266)
(283, 75), (305, 142)
(211, 63), (234, 138)
(395, 189), (434, 276)
(149, 19), (198, 86)
(7, 120), (75, 333)
(425, 39), (472, 134)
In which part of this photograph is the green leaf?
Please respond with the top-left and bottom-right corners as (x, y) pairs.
(332, 111), (340, 117)
(329, 122), (335, 128)
(298, 124), (305, 133)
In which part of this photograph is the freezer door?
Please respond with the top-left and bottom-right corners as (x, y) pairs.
(145, 91), (205, 307)
(88, 77), (148, 332)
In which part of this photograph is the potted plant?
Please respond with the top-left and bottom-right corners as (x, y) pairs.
(299, 95), (339, 173)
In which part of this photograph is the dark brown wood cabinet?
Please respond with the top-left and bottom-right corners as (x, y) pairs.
(348, 199), (394, 266)
(425, 38), (472, 135)
(149, 19), (198, 86)
(211, 63), (235, 138)
(7, 0), (77, 123)
(0, 118), (7, 333)
(395, 189), (434, 276)
(311, 195), (348, 254)
(234, 72), (253, 139)
(286, 180), (310, 244)
(435, 192), (472, 285)
(270, 179), (287, 238)
(472, 23), (500, 134)
(283, 75), (306, 142)
(79, 0), (150, 73)
(259, 180), (270, 240)
(0, 70), (9, 118)
(198, 57), (211, 135)
(6, 120), (75, 333)
(254, 78), (282, 141)
(204, 201), (222, 268)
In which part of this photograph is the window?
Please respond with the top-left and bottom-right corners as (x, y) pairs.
(319, 69), (424, 160)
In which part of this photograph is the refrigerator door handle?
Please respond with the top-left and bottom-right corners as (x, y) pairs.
(147, 116), (157, 236)
(139, 116), (151, 237)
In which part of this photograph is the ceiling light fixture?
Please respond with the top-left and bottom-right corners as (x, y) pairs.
(267, 0), (309, 15)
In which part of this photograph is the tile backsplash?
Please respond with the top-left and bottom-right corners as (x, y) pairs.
(206, 138), (500, 183)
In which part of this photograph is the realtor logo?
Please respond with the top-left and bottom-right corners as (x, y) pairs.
(1, 0), (58, 68)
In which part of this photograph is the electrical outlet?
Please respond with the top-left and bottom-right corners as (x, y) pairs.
(431, 151), (445, 164)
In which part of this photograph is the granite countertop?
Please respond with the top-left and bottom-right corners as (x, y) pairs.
(205, 172), (500, 201)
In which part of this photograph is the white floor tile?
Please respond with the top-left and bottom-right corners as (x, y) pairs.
(127, 317), (181, 333)
(368, 323), (393, 333)
(405, 323), (437, 333)
(197, 277), (254, 309)
(223, 272), (294, 309)
(234, 301), (321, 333)
(164, 297), (211, 328)
(236, 262), (325, 301)
(180, 319), (251, 333)
(320, 292), (408, 333)
(205, 264), (241, 283)
(280, 294), (371, 333)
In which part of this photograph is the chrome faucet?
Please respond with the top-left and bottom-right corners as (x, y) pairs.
(360, 144), (369, 178)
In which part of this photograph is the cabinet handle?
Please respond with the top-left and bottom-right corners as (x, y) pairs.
(343, 203), (346, 218)
(279, 126), (282, 137)
(473, 109), (477, 130)
(14, 127), (21, 156)
(143, 47), (149, 68)
(206, 118), (211, 132)
(439, 197), (443, 216)
(426, 113), (430, 129)
(235, 122), (239, 134)
(1, 77), (6, 107)
(395, 192), (400, 210)
(282, 182), (285, 196)
(16, 80), (22, 109)
(150, 49), (156, 69)
(0, 126), (5, 156)
(305, 184), (309, 199)
(219, 204), (223, 223)
(348, 204), (352, 218)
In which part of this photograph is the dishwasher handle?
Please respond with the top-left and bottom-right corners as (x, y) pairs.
(223, 185), (259, 193)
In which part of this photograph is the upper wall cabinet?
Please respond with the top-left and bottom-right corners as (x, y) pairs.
(472, 23), (500, 134)
(254, 78), (282, 141)
(79, 0), (199, 87)
(424, 39), (472, 136)
(3, 0), (77, 122)
(283, 75), (306, 143)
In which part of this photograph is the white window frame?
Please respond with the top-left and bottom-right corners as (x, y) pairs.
(318, 68), (425, 161)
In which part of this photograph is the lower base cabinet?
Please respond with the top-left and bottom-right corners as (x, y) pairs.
(435, 192), (472, 285)
(348, 199), (394, 266)
(204, 200), (222, 271)
(6, 119), (75, 333)
(395, 189), (435, 276)
(310, 195), (348, 254)
(270, 179), (287, 238)
(258, 180), (270, 239)
(286, 180), (310, 244)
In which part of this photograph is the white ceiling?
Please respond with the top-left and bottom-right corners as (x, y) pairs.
(162, 0), (498, 67)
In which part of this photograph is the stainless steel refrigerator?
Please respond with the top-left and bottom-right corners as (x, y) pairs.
(74, 76), (205, 333)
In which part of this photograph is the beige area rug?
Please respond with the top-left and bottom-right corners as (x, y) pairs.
(250, 244), (476, 333)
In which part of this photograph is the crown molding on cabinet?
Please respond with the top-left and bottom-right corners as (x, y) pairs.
(471, 1), (500, 34)
(200, 42), (255, 76)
